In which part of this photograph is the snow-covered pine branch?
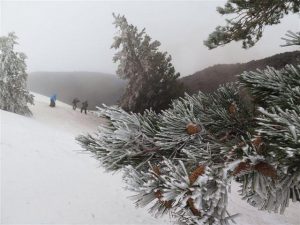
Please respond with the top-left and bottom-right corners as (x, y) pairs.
(239, 64), (300, 110)
(281, 30), (300, 47)
(77, 64), (300, 225)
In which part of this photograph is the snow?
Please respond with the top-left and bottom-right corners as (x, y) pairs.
(1, 93), (300, 224)
(1, 93), (169, 224)
(228, 182), (300, 225)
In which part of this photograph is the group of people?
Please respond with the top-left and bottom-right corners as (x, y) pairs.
(72, 98), (89, 114)
(49, 94), (89, 114)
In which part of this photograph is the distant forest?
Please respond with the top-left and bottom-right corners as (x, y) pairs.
(181, 50), (300, 94)
(28, 51), (300, 109)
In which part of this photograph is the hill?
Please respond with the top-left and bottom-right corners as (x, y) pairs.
(1, 93), (169, 224)
(28, 72), (126, 110)
(181, 51), (300, 94)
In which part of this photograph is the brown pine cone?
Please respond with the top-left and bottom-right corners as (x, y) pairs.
(189, 165), (205, 185)
(152, 165), (161, 176)
(228, 102), (237, 115)
(252, 136), (266, 154)
(187, 198), (201, 216)
(186, 122), (201, 135)
(154, 190), (173, 209)
(232, 161), (252, 176)
(253, 162), (277, 179)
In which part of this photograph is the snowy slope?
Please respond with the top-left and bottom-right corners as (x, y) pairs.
(1, 93), (170, 224)
(1, 93), (300, 224)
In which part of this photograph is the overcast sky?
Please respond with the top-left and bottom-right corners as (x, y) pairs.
(1, 0), (299, 76)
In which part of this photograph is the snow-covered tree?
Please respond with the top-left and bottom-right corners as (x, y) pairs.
(204, 0), (300, 49)
(77, 64), (300, 224)
(111, 14), (185, 113)
(0, 33), (34, 116)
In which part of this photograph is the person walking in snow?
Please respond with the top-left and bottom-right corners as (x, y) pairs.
(72, 98), (80, 110)
(50, 94), (57, 107)
(81, 100), (88, 114)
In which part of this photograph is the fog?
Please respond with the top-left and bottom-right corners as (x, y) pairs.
(1, 0), (299, 76)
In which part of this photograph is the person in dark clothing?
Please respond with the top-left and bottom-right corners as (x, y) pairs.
(50, 94), (57, 107)
(81, 100), (88, 114)
(72, 98), (80, 110)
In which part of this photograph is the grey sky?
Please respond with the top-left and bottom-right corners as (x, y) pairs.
(1, 0), (299, 76)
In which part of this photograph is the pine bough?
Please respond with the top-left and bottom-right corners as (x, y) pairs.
(77, 64), (300, 225)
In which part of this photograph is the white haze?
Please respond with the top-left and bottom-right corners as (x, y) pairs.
(1, 0), (299, 76)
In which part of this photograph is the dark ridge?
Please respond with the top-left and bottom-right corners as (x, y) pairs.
(28, 71), (126, 110)
(181, 51), (300, 94)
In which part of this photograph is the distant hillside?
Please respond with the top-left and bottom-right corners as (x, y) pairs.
(181, 51), (300, 94)
(28, 72), (126, 110)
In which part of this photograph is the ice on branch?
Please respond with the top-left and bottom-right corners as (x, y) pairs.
(77, 64), (300, 224)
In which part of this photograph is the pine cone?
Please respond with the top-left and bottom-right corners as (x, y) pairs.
(233, 161), (277, 179)
(186, 122), (201, 135)
(189, 165), (205, 185)
(154, 190), (163, 199)
(154, 190), (173, 208)
(232, 161), (252, 176)
(152, 165), (161, 176)
(228, 102), (237, 115)
(187, 198), (201, 216)
(252, 136), (265, 154)
(253, 162), (277, 179)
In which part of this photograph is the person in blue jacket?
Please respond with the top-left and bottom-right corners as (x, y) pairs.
(50, 94), (57, 107)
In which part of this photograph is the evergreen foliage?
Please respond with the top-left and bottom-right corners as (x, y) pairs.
(0, 33), (34, 116)
(281, 30), (300, 46)
(111, 14), (185, 113)
(77, 64), (300, 224)
(240, 64), (300, 109)
(204, 0), (300, 49)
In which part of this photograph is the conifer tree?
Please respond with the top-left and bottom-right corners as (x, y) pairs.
(0, 33), (34, 116)
(204, 0), (300, 49)
(77, 64), (300, 224)
(111, 14), (184, 113)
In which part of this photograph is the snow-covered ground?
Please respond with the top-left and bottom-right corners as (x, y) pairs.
(1, 93), (299, 224)
(1, 93), (170, 224)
